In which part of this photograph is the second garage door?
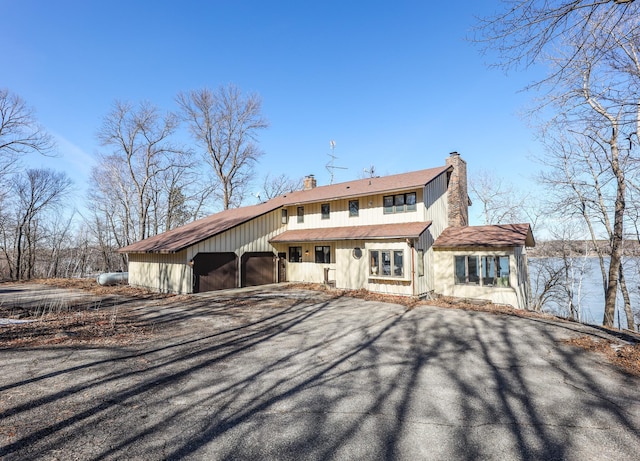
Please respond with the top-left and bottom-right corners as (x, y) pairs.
(241, 252), (276, 287)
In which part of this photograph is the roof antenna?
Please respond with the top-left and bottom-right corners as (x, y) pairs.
(363, 165), (376, 178)
(326, 140), (347, 184)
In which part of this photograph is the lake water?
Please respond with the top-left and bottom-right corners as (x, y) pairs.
(529, 257), (640, 329)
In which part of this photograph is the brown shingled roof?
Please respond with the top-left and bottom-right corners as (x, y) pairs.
(433, 224), (535, 248)
(270, 222), (432, 243)
(119, 165), (450, 254)
(118, 197), (288, 254)
(274, 165), (450, 205)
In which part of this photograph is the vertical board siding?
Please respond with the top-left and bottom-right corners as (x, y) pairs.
(424, 175), (448, 238)
(129, 209), (286, 294)
(284, 188), (428, 230)
(335, 240), (367, 290)
(128, 251), (192, 294)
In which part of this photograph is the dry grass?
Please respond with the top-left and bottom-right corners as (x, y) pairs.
(563, 336), (640, 377)
(4, 279), (639, 378)
(290, 282), (560, 320)
(0, 308), (154, 348)
(30, 277), (173, 299)
(0, 278), (171, 347)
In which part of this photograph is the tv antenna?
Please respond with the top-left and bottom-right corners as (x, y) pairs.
(326, 140), (347, 184)
(363, 165), (376, 178)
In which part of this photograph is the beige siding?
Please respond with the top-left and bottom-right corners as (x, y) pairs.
(285, 188), (427, 230)
(128, 209), (286, 293)
(335, 240), (367, 290)
(184, 209), (284, 259)
(128, 251), (192, 294)
(276, 242), (335, 283)
(433, 247), (529, 309)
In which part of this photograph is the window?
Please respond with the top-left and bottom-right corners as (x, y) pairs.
(370, 250), (380, 275)
(321, 203), (330, 220)
(383, 192), (417, 213)
(417, 249), (424, 277)
(289, 246), (302, 263)
(481, 256), (510, 287)
(369, 249), (404, 278)
(297, 206), (304, 223)
(315, 246), (330, 263)
(281, 209), (288, 224)
(383, 196), (394, 213)
(393, 251), (404, 277)
(406, 192), (417, 211)
(394, 194), (405, 212)
(349, 200), (359, 217)
(455, 255), (509, 287)
(455, 256), (480, 285)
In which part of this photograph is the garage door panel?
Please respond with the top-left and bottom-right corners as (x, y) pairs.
(193, 252), (237, 292)
(241, 252), (276, 287)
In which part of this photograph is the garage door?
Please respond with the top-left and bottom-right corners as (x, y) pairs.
(193, 252), (238, 293)
(241, 252), (276, 287)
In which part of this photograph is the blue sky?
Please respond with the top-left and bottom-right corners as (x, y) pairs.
(1, 0), (545, 224)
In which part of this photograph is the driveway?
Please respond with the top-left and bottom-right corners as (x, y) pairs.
(0, 284), (639, 460)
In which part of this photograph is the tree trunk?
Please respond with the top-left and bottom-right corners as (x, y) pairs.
(603, 157), (625, 328)
(618, 262), (635, 330)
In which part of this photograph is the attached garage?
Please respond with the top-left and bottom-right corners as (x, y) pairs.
(241, 252), (276, 287)
(193, 252), (238, 293)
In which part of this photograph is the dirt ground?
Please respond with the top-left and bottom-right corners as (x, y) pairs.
(1, 280), (639, 460)
(1, 278), (639, 376)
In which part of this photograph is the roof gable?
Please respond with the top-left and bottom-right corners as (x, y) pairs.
(118, 197), (287, 254)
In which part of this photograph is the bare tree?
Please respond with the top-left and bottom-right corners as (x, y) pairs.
(93, 101), (192, 246)
(479, 1), (640, 329)
(469, 169), (533, 225)
(177, 85), (268, 209)
(0, 89), (54, 159)
(0, 89), (55, 205)
(476, 1), (639, 75)
(0, 169), (72, 280)
(261, 173), (303, 200)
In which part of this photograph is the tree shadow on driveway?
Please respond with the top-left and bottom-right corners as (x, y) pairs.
(0, 288), (639, 460)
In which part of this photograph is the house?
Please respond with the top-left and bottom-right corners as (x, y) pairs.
(118, 152), (535, 308)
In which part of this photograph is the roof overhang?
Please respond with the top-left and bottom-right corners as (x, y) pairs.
(433, 224), (535, 249)
(270, 222), (432, 243)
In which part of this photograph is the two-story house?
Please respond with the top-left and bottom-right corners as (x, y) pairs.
(119, 152), (535, 308)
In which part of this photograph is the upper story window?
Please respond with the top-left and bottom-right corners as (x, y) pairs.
(383, 192), (417, 214)
(349, 200), (359, 217)
(281, 209), (288, 224)
(297, 206), (304, 223)
(321, 203), (330, 220)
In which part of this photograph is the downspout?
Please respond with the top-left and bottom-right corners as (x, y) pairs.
(407, 238), (416, 296)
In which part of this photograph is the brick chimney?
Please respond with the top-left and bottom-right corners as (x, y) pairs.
(303, 174), (317, 190)
(445, 152), (469, 227)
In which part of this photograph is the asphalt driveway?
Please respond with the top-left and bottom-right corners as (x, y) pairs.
(0, 284), (639, 460)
